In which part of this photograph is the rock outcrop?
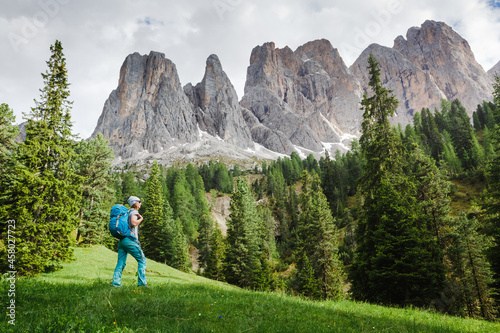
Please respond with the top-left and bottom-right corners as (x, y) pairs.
(91, 20), (496, 165)
(240, 40), (361, 155)
(352, 20), (494, 126)
(350, 44), (446, 126)
(91, 51), (198, 159)
(489, 60), (500, 79)
(91, 52), (282, 166)
(395, 21), (494, 113)
(184, 54), (253, 150)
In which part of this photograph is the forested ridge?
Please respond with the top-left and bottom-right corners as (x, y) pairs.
(2, 41), (500, 321)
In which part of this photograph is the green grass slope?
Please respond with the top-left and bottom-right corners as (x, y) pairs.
(2, 245), (500, 332)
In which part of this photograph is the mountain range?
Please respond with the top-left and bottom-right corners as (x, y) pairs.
(90, 20), (498, 166)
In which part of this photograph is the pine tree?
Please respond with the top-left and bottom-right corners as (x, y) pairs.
(224, 178), (268, 289)
(0, 103), (20, 221)
(141, 160), (167, 261)
(171, 169), (197, 242)
(170, 218), (191, 272)
(442, 130), (463, 175)
(350, 54), (445, 306)
(197, 213), (214, 271)
(3, 40), (83, 275)
(192, 167), (214, 271)
(158, 187), (178, 266)
(74, 134), (115, 247)
(121, 171), (141, 204)
(297, 171), (344, 300)
(410, 146), (451, 249)
(357, 54), (400, 193)
(420, 108), (445, 162)
(297, 253), (320, 299)
(446, 214), (496, 320)
(256, 203), (278, 263)
(448, 99), (480, 170)
(484, 74), (500, 308)
(204, 224), (226, 281)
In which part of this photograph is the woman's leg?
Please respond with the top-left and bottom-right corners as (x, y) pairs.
(112, 240), (128, 287)
(121, 238), (148, 286)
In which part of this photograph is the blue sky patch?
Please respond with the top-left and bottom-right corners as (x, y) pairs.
(138, 16), (164, 26)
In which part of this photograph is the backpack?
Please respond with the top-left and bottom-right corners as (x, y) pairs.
(108, 204), (137, 241)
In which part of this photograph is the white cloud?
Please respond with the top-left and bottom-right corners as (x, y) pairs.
(0, 0), (499, 139)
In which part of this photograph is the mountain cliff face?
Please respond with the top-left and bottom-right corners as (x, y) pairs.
(394, 20), (493, 115)
(92, 52), (282, 166)
(350, 44), (446, 126)
(91, 51), (198, 159)
(351, 20), (494, 126)
(240, 40), (361, 155)
(91, 20), (496, 165)
(489, 60), (500, 79)
(184, 54), (253, 150)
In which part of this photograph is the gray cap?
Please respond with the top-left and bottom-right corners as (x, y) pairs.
(127, 196), (141, 207)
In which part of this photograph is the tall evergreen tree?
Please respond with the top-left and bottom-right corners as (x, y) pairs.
(409, 146), (451, 249)
(171, 169), (197, 242)
(448, 99), (481, 170)
(484, 74), (500, 308)
(420, 108), (444, 162)
(446, 214), (496, 320)
(121, 171), (141, 204)
(296, 171), (344, 300)
(157, 183), (181, 267)
(74, 134), (115, 247)
(2, 40), (83, 275)
(204, 224), (226, 281)
(224, 178), (268, 289)
(350, 54), (444, 306)
(0, 103), (20, 221)
(141, 160), (168, 261)
(441, 130), (463, 175)
(296, 252), (320, 299)
(169, 218), (191, 272)
(197, 213), (215, 271)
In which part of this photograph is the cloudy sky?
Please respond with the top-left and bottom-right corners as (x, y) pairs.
(1, 0), (499, 139)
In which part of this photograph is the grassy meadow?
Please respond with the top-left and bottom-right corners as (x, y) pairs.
(1, 245), (500, 332)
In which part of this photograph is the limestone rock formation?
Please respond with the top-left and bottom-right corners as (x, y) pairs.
(489, 60), (500, 79)
(91, 51), (282, 167)
(91, 51), (198, 159)
(15, 121), (27, 143)
(393, 20), (493, 116)
(184, 54), (253, 150)
(91, 20), (496, 165)
(351, 20), (493, 125)
(240, 40), (361, 155)
(350, 44), (446, 126)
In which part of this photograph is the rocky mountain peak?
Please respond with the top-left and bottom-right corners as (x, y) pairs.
(241, 39), (362, 156)
(394, 20), (493, 113)
(184, 54), (253, 149)
(91, 51), (198, 159)
(91, 20), (497, 166)
(352, 20), (493, 126)
(489, 60), (500, 79)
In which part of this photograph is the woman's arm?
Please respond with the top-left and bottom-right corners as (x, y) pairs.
(130, 213), (143, 227)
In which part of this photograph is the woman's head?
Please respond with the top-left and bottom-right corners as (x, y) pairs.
(127, 196), (141, 209)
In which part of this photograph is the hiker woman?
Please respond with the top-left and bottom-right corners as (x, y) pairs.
(112, 196), (148, 287)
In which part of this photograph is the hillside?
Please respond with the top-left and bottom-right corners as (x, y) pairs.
(2, 246), (500, 332)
